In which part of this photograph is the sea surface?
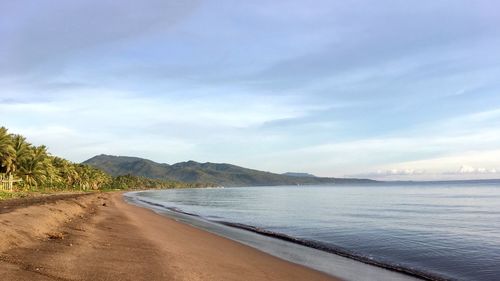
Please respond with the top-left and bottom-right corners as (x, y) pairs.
(133, 181), (500, 281)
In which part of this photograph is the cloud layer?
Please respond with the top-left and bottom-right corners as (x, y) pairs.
(1, 1), (500, 179)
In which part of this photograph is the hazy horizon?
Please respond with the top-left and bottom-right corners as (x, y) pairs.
(2, 1), (500, 180)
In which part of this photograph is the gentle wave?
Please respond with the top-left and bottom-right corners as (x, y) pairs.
(137, 198), (448, 281)
(133, 183), (500, 281)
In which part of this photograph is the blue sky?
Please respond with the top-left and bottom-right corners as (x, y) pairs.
(1, 0), (500, 180)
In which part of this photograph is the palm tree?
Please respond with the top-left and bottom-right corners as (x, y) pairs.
(52, 157), (71, 188)
(0, 127), (15, 174)
(19, 157), (47, 189)
(18, 145), (50, 190)
(85, 166), (110, 190)
(10, 134), (31, 175)
(42, 159), (59, 189)
(32, 145), (48, 162)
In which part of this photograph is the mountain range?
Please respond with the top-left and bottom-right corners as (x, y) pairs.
(83, 154), (376, 187)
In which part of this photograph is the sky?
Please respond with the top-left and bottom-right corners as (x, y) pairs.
(1, 0), (500, 180)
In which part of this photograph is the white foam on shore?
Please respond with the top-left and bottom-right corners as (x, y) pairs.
(124, 191), (422, 281)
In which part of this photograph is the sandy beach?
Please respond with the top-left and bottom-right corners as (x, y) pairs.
(0, 192), (338, 281)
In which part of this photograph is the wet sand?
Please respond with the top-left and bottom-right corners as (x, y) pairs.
(0, 192), (338, 281)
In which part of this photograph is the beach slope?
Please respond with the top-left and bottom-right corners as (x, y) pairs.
(0, 192), (337, 281)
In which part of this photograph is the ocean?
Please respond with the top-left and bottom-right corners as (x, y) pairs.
(128, 181), (500, 281)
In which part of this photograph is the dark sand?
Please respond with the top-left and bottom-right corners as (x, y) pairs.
(0, 192), (339, 281)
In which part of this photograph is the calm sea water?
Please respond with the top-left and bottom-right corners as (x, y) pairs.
(136, 182), (500, 281)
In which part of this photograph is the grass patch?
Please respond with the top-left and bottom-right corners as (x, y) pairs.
(0, 188), (95, 201)
(0, 191), (31, 200)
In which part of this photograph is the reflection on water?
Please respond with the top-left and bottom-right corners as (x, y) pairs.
(138, 182), (500, 281)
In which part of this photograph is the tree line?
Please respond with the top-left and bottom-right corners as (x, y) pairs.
(0, 127), (205, 191)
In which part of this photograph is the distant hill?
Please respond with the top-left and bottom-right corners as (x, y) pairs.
(282, 172), (317, 178)
(83, 154), (376, 187)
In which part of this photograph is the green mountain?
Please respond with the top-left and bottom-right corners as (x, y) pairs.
(83, 154), (376, 187)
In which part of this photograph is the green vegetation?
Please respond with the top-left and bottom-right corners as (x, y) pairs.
(0, 190), (30, 200)
(0, 126), (205, 197)
(104, 174), (209, 190)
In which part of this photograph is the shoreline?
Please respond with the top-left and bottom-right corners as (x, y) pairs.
(0, 192), (337, 280)
(127, 192), (423, 281)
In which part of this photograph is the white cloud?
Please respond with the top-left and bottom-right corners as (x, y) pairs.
(351, 164), (500, 181)
(380, 168), (425, 176)
(458, 165), (475, 173)
(1, 86), (316, 163)
(457, 165), (497, 174)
